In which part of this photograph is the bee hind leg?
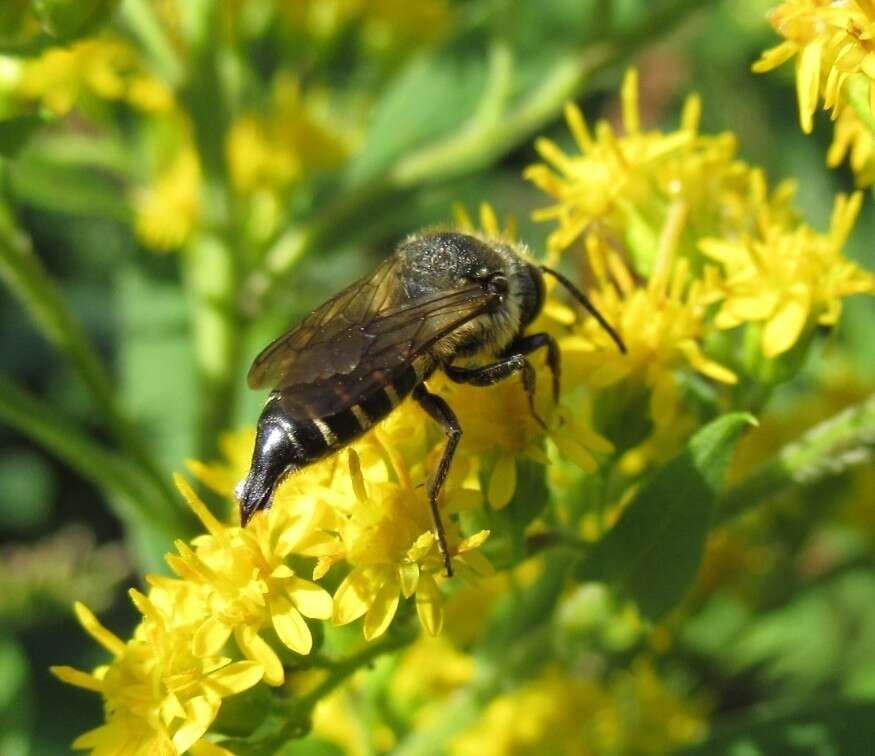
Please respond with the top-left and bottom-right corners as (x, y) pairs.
(412, 384), (461, 578)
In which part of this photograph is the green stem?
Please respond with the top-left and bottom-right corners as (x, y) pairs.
(218, 624), (417, 754)
(0, 198), (180, 524)
(180, 0), (243, 460)
(716, 394), (875, 524)
(183, 233), (242, 458)
(119, 0), (184, 87)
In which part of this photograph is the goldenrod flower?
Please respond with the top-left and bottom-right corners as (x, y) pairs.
(828, 102), (875, 185)
(16, 35), (173, 116)
(332, 448), (490, 640)
(226, 75), (348, 194)
(753, 0), (875, 132)
(165, 475), (334, 686)
(701, 191), (873, 357)
(525, 70), (701, 257)
(133, 144), (202, 252)
(561, 224), (736, 430)
(450, 660), (707, 756)
(51, 598), (263, 755)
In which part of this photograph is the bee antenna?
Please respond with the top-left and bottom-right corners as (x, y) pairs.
(540, 266), (627, 354)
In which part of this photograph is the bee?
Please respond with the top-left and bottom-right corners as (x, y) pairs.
(236, 231), (625, 576)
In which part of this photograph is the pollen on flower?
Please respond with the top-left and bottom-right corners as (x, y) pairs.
(752, 0), (875, 132)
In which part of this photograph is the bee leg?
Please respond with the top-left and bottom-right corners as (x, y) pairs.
(445, 355), (546, 428)
(445, 332), (561, 429)
(412, 383), (461, 578)
(500, 333), (561, 403)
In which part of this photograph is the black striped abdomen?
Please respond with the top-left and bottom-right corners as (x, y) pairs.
(280, 357), (434, 465)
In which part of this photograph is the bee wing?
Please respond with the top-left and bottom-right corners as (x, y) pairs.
(248, 256), (401, 391)
(247, 261), (497, 420)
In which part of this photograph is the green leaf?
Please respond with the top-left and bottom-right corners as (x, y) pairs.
(576, 413), (755, 620)
(0, 635), (32, 756)
(0, 116), (43, 158)
(116, 260), (195, 474)
(678, 699), (875, 756)
(346, 30), (491, 184)
(33, 0), (120, 41)
(0, 448), (54, 532)
(7, 153), (130, 220)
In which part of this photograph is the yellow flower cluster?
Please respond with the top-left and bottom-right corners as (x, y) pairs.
(51, 596), (261, 755)
(450, 661), (707, 756)
(5, 35), (174, 116)
(226, 74), (350, 241)
(526, 69), (873, 452)
(53, 397), (500, 752)
(133, 141), (202, 253)
(753, 0), (875, 133)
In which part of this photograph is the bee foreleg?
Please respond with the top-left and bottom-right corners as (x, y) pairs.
(412, 384), (460, 578)
(500, 333), (560, 403)
(445, 336), (557, 429)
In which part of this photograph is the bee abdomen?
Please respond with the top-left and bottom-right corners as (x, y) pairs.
(318, 359), (431, 451)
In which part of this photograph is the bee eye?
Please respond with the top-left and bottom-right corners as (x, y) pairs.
(473, 266), (491, 281)
(487, 274), (508, 296)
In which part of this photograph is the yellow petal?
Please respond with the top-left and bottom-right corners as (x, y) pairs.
(415, 572), (444, 636)
(235, 625), (284, 686)
(288, 577), (333, 620)
(762, 294), (810, 358)
(726, 291), (779, 321)
(363, 577), (400, 641)
(272, 602), (313, 655)
(751, 41), (797, 73)
(174, 473), (227, 538)
(456, 549), (495, 578)
(677, 340), (737, 385)
(456, 529), (490, 553)
(73, 602), (125, 657)
(796, 39), (823, 134)
(332, 566), (383, 625)
(50, 665), (103, 692)
(554, 436), (597, 473)
(399, 562), (420, 599)
(193, 616), (233, 658)
(407, 531), (435, 562)
(172, 695), (218, 754)
(205, 661), (264, 696)
(487, 454), (516, 509)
